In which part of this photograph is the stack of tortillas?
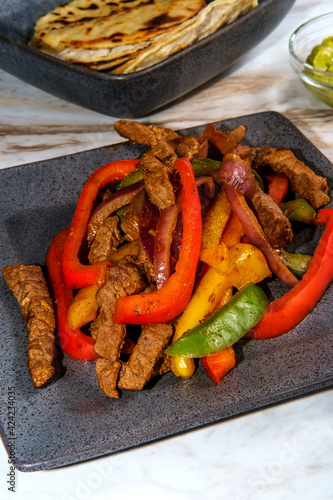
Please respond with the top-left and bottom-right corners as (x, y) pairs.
(29, 0), (258, 74)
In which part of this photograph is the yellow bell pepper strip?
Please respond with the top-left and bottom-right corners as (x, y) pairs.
(171, 352), (196, 379)
(175, 243), (271, 334)
(61, 159), (141, 289)
(67, 284), (99, 330)
(113, 158), (202, 325)
(200, 243), (229, 275)
(201, 187), (232, 250)
(212, 286), (233, 313)
(46, 228), (98, 361)
(249, 208), (333, 339)
(170, 243), (271, 377)
(220, 211), (245, 248)
(171, 245), (229, 379)
(201, 346), (236, 384)
(165, 284), (269, 358)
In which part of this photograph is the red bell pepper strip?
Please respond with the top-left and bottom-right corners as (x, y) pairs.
(201, 346), (236, 384)
(265, 172), (289, 205)
(249, 208), (333, 339)
(113, 158), (202, 325)
(61, 159), (140, 289)
(46, 228), (98, 361)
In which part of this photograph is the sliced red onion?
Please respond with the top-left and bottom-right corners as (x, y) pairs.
(139, 195), (159, 263)
(87, 180), (145, 244)
(195, 176), (215, 198)
(219, 154), (257, 199)
(171, 212), (183, 262)
(154, 199), (181, 289)
(224, 185), (299, 288)
(196, 137), (209, 158)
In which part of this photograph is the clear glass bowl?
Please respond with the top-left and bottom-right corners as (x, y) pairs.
(289, 12), (333, 107)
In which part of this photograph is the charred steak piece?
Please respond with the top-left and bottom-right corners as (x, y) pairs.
(120, 201), (141, 242)
(123, 243), (156, 284)
(251, 185), (293, 249)
(118, 323), (173, 391)
(115, 119), (204, 162)
(174, 136), (201, 161)
(141, 153), (176, 210)
(249, 147), (330, 209)
(149, 125), (177, 171)
(95, 358), (123, 400)
(114, 119), (180, 146)
(2, 264), (56, 388)
(91, 261), (147, 398)
(88, 215), (124, 264)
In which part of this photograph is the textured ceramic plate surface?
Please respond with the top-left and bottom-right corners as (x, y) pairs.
(0, 0), (296, 117)
(1, 111), (333, 472)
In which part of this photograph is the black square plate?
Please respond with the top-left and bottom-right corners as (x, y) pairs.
(1, 111), (332, 472)
(0, 0), (295, 117)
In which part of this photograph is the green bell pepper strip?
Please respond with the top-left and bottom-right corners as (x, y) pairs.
(165, 283), (269, 358)
(116, 158), (222, 191)
(117, 167), (144, 190)
(190, 157), (222, 176)
(280, 198), (316, 224)
(277, 249), (312, 278)
(252, 169), (265, 191)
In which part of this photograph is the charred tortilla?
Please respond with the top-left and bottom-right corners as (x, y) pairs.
(114, 0), (259, 74)
(29, 0), (206, 50)
(29, 0), (258, 74)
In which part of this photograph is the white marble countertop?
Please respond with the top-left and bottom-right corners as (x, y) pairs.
(1, 0), (333, 499)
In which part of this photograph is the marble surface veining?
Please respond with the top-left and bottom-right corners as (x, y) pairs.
(1, 0), (333, 499)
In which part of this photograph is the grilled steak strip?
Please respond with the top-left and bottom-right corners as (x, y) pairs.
(227, 125), (246, 144)
(151, 353), (172, 378)
(174, 136), (201, 161)
(141, 153), (176, 210)
(123, 244), (156, 283)
(249, 147), (330, 209)
(95, 358), (123, 400)
(88, 215), (124, 264)
(91, 262), (147, 398)
(251, 185), (293, 249)
(149, 125), (178, 171)
(2, 264), (55, 388)
(118, 323), (173, 391)
(114, 119), (180, 146)
(120, 199), (141, 242)
(115, 119), (203, 163)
